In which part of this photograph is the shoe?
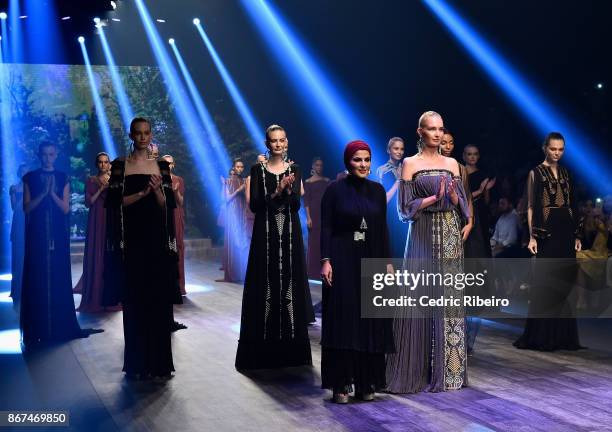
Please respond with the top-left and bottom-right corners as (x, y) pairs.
(358, 392), (375, 401)
(171, 321), (187, 332)
(333, 393), (349, 404)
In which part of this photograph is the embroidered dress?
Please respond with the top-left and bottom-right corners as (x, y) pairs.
(235, 162), (312, 370)
(386, 169), (470, 393)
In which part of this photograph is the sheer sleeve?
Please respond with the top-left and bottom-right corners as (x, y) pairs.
(526, 170), (535, 212)
(320, 181), (335, 262)
(453, 176), (471, 220)
(397, 180), (423, 222)
(568, 170), (584, 240)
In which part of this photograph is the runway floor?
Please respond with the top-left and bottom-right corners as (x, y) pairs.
(2, 259), (612, 431)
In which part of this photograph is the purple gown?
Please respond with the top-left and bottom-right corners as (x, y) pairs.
(75, 176), (114, 312)
(386, 169), (470, 393)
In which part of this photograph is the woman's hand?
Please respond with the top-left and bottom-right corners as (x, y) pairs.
(321, 260), (332, 286)
(461, 222), (473, 242)
(485, 177), (496, 191)
(436, 177), (446, 201)
(148, 174), (162, 191)
(575, 238), (582, 252)
(277, 173), (295, 193)
(306, 217), (312, 230)
(478, 177), (489, 194)
(528, 237), (538, 255)
(448, 178), (459, 202)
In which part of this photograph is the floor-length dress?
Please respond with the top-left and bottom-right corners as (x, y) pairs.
(74, 177), (111, 312)
(9, 185), (25, 302)
(224, 176), (248, 282)
(464, 169), (492, 259)
(386, 169), (470, 393)
(514, 164), (582, 351)
(172, 175), (186, 295)
(303, 178), (329, 279)
(320, 175), (395, 391)
(104, 160), (180, 376)
(376, 161), (407, 259)
(20, 169), (84, 346)
(235, 163), (312, 370)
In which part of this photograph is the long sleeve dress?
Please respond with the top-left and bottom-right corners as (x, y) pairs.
(235, 163), (312, 370)
(303, 178), (329, 279)
(386, 168), (470, 393)
(104, 159), (181, 376)
(9, 184), (25, 302)
(320, 175), (395, 391)
(20, 169), (85, 346)
(513, 164), (582, 351)
(223, 175), (248, 282)
(172, 175), (186, 294)
(74, 176), (112, 312)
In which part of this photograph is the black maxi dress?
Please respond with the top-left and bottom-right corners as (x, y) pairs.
(235, 163), (312, 370)
(514, 164), (582, 351)
(320, 175), (395, 391)
(20, 169), (85, 346)
(104, 159), (181, 376)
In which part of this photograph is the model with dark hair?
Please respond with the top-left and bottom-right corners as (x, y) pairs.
(514, 132), (583, 351)
(105, 117), (181, 378)
(20, 142), (90, 346)
(74, 152), (117, 312)
(304, 156), (329, 280)
(235, 125), (312, 370)
(223, 159), (248, 282)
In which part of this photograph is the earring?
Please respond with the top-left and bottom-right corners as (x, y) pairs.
(282, 151), (288, 162)
(417, 137), (424, 155)
(265, 149), (271, 161)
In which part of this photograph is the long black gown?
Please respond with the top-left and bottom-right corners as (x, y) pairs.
(20, 169), (84, 346)
(514, 164), (582, 351)
(105, 160), (180, 376)
(320, 175), (395, 391)
(235, 163), (312, 370)
(10, 185), (25, 302)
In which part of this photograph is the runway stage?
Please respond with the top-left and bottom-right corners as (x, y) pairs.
(2, 258), (612, 432)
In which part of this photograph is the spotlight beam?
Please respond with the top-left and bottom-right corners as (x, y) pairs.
(239, 1), (377, 152)
(79, 39), (118, 159)
(97, 26), (134, 131)
(134, 0), (222, 207)
(422, 0), (612, 189)
(194, 21), (266, 151)
(9, 0), (23, 63)
(169, 39), (230, 170)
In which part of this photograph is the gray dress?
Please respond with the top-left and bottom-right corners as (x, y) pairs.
(386, 168), (471, 393)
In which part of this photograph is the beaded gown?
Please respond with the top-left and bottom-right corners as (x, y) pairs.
(235, 163), (312, 370)
(386, 168), (470, 393)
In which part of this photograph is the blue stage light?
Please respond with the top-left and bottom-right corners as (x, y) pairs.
(596, 83), (604, 90)
(0, 34), (16, 270)
(97, 25), (134, 133)
(24, 0), (64, 63)
(0, 12), (7, 20)
(168, 38), (175, 45)
(93, 17), (101, 24)
(239, 1), (378, 156)
(0, 329), (21, 354)
(10, 0), (24, 63)
(194, 20), (266, 152)
(169, 39), (231, 170)
(422, 0), (612, 190)
(193, 18), (200, 25)
(0, 274), (11, 281)
(79, 40), (118, 159)
(134, 0), (223, 207)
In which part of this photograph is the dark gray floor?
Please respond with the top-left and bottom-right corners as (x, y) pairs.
(1, 259), (612, 431)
